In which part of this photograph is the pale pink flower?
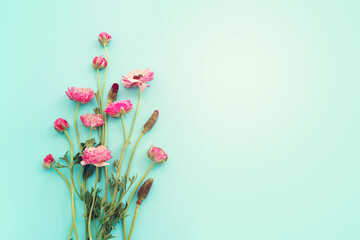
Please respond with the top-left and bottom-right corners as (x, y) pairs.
(54, 118), (70, 132)
(43, 154), (55, 169)
(81, 145), (112, 167)
(65, 87), (94, 104)
(80, 113), (104, 129)
(98, 32), (112, 45)
(92, 55), (107, 69)
(122, 68), (154, 92)
(104, 100), (133, 118)
(147, 145), (168, 164)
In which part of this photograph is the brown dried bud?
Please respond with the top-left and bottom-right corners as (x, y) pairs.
(137, 178), (154, 205)
(107, 83), (119, 103)
(142, 110), (159, 134)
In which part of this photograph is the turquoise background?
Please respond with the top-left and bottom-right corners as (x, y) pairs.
(1, 0), (360, 239)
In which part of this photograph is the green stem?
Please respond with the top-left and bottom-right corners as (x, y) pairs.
(79, 165), (84, 198)
(125, 133), (144, 180)
(68, 224), (74, 240)
(101, 43), (109, 97)
(128, 88), (141, 140)
(74, 102), (81, 151)
(63, 130), (79, 240)
(89, 128), (92, 140)
(88, 167), (99, 240)
(104, 113), (108, 146)
(97, 69), (103, 113)
(123, 162), (154, 240)
(128, 204), (140, 240)
(121, 114), (127, 140)
(98, 127), (102, 143)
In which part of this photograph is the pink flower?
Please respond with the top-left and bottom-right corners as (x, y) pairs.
(104, 100), (133, 118)
(81, 145), (112, 167)
(147, 145), (168, 164)
(80, 113), (104, 129)
(65, 87), (94, 104)
(54, 118), (70, 132)
(122, 68), (154, 92)
(92, 55), (107, 69)
(43, 154), (55, 169)
(98, 32), (112, 45)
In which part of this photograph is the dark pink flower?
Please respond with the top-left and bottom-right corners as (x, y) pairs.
(122, 69), (154, 92)
(98, 32), (112, 45)
(43, 154), (55, 169)
(65, 87), (95, 104)
(92, 55), (107, 69)
(80, 113), (104, 129)
(54, 118), (70, 132)
(104, 100), (133, 118)
(147, 145), (168, 164)
(81, 145), (112, 167)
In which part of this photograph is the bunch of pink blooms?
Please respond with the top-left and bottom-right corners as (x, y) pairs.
(43, 32), (169, 240)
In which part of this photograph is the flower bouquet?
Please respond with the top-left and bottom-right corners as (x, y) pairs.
(43, 32), (169, 240)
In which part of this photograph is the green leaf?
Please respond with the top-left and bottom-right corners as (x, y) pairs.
(55, 162), (68, 168)
(85, 138), (96, 149)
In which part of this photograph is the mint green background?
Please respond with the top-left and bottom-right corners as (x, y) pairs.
(1, 0), (360, 239)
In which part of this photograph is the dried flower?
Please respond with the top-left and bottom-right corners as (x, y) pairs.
(137, 178), (154, 205)
(107, 83), (119, 103)
(92, 55), (107, 69)
(65, 87), (95, 104)
(43, 154), (55, 169)
(54, 118), (70, 132)
(143, 110), (159, 134)
(104, 100), (133, 118)
(98, 32), (112, 45)
(147, 146), (168, 164)
(122, 68), (154, 92)
(80, 113), (104, 129)
(81, 145), (112, 167)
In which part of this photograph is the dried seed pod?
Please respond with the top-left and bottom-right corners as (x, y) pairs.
(142, 110), (159, 134)
(137, 178), (154, 205)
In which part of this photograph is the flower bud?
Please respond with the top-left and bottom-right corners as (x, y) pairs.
(98, 32), (112, 45)
(137, 178), (153, 205)
(92, 55), (107, 70)
(142, 110), (159, 134)
(43, 154), (55, 169)
(147, 145), (168, 164)
(107, 83), (119, 104)
(54, 118), (70, 132)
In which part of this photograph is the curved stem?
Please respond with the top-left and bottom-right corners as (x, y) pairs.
(128, 88), (141, 140)
(51, 165), (71, 189)
(125, 133), (144, 180)
(74, 102), (81, 151)
(79, 165), (84, 198)
(71, 169), (81, 199)
(89, 128), (93, 140)
(98, 127), (102, 144)
(121, 114), (127, 140)
(128, 204), (140, 240)
(123, 162), (154, 240)
(97, 69), (103, 112)
(63, 130), (79, 240)
(104, 113), (108, 146)
(67, 224), (74, 240)
(101, 43), (109, 97)
(88, 167), (99, 240)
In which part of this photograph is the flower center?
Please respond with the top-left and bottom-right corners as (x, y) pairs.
(133, 74), (143, 80)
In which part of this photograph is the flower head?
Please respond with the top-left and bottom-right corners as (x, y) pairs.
(122, 68), (154, 92)
(137, 178), (154, 205)
(43, 154), (55, 169)
(65, 87), (94, 104)
(104, 100), (133, 118)
(147, 145), (168, 164)
(80, 113), (104, 129)
(92, 55), (107, 69)
(54, 118), (70, 132)
(81, 145), (112, 167)
(107, 83), (119, 104)
(98, 32), (112, 45)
